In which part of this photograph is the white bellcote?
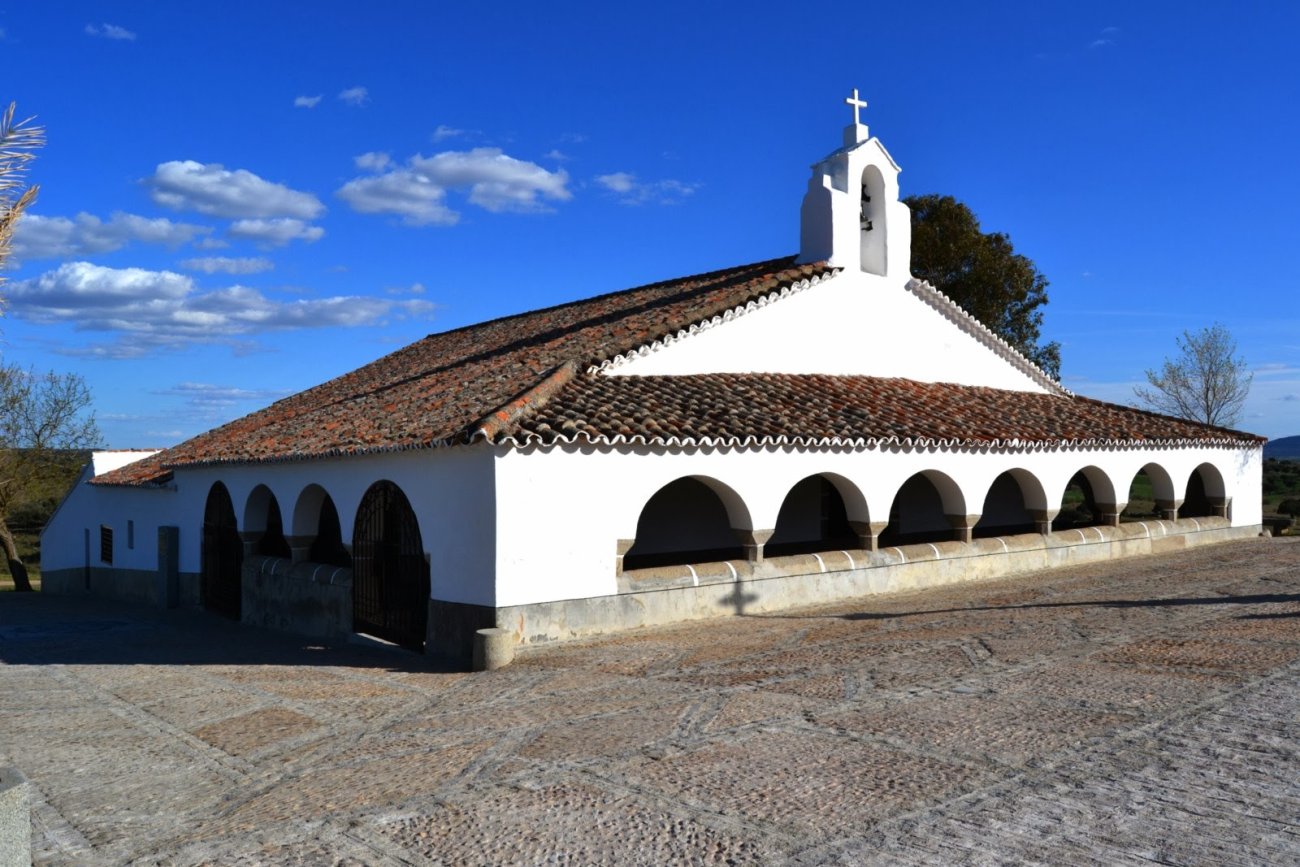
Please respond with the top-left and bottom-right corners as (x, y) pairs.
(797, 89), (911, 277)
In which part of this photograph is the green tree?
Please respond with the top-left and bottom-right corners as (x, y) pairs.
(0, 366), (100, 590)
(906, 194), (1061, 380)
(1133, 324), (1252, 428)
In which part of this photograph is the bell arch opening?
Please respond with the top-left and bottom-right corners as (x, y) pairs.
(860, 164), (887, 275)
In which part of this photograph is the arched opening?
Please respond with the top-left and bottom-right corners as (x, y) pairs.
(879, 472), (956, 547)
(623, 477), (746, 570)
(860, 165), (887, 275)
(256, 494), (292, 559)
(201, 482), (243, 620)
(310, 494), (352, 567)
(1121, 464), (1174, 521)
(352, 480), (429, 652)
(765, 475), (858, 557)
(1180, 463), (1226, 518)
(1056, 468), (1109, 530)
(973, 471), (1036, 538)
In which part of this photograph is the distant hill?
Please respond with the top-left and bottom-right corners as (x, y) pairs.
(1265, 435), (1300, 459)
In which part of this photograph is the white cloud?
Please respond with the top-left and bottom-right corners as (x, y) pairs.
(85, 23), (136, 40)
(12, 212), (211, 260)
(354, 151), (393, 172)
(294, 95), (323, 108)
(336, 147), (571, 225)
(6, 261), (435, 357)
(336, 170), (459, 226)
(179, 256), (275, 275)
(146, 160), (324, 220)
(338, 86), (369, 107)
(227, 218), (324, 247)
(596, 172), (636, 194)
(432, 124), (465, 142)
(192, 236), (229, 250)
(596, 172), (699, 205)
(544, 149), (570, 162)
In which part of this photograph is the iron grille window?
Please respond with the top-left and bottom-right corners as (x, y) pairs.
(100, 525), (113, 564)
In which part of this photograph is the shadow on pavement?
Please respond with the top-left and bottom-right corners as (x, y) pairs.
(0, 592), (464, 672)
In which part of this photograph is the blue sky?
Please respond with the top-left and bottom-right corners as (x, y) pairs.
(2, 2), (1298, 446)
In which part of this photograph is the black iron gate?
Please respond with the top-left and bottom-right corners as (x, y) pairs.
(201, 482), (243, 619)
(352, 480), (429, 652)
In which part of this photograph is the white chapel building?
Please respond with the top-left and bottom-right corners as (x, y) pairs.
(42, 94), (1265, 662)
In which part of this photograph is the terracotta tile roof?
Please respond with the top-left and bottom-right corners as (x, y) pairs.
(95, 257), (835, 485)
(489, 373), (1265, 449)
(94, 253), (1261, 488)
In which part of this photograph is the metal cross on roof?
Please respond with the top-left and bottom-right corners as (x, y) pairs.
(845, 88), (868, 126)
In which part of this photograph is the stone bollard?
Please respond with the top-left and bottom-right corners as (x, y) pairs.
(0, 767), (29, 867)
(472, 627), (515, 672)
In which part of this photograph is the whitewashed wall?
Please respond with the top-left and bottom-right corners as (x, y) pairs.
(604, 271), (1050, 393)
(42, 444), (500, 607)
(492, 442), (1262, 608)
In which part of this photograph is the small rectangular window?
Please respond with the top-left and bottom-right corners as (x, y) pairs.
(100, 525), (113, 565)
(127, 520), (135, 550)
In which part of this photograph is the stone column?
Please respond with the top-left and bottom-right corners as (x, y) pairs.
(849, 521), (890, 552)
(734, 529), (774, 563)
(238, 531), (261, 556)
(614, 539), (635, 576)
(1095, 504), (1122, 527)
(1030, 510), (1057, 536)
(1209, 497), (1231, 519)
(946, 514), (981, 544)
(1156, 499), (1183, 521)
(287, 535), (316, 565)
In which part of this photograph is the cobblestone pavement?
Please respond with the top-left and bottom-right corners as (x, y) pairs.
(3, 537), (1299, 865)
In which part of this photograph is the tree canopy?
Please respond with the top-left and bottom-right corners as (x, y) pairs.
(905, 194), (1060, 380)
(1133, 323), (1252, 428)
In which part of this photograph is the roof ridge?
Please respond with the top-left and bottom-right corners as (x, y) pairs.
(904, 277), (1070, 396)
(467, 360), (578, 444)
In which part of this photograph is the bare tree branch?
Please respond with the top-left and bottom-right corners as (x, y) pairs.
(1133, 323), (1253, 428)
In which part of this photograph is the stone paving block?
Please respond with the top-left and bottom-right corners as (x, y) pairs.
(818, 693), (1133, 765)
(193, 708), (320, 756)
(210, 742), (492, 836)
(619, 729), (984, 835)
(1099, 637), (1300, 674)
(370, 779), (784, 866)
(517, 701), (692, 761)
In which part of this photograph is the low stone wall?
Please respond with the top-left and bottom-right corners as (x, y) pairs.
(501, 518), (1263, 648)
(241, 556), (353, 640)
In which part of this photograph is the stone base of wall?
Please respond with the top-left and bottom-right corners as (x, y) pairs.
(241, 556), (353, 640)
(500, 519), (1264, 649)
(427, 599), (498, 664)
(40, 566), (200, 608)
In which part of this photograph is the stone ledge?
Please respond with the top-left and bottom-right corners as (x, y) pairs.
(505, 520), (1260, 648)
